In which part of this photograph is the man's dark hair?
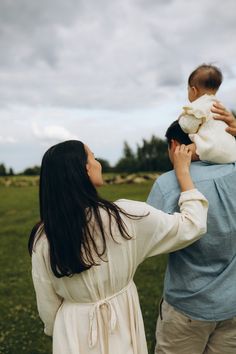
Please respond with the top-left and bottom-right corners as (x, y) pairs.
(165, 120), (192, 146)
(188, 64), (223, 91)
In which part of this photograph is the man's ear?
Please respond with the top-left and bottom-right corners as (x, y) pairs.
(170, 139), (180, 151)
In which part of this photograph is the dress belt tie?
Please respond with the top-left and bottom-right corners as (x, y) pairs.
(88, 280), (133, 350)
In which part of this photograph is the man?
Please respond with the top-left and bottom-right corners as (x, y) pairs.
(147, 102), (236, 354)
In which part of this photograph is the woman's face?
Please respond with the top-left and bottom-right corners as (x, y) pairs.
(85, 145), (103, 187)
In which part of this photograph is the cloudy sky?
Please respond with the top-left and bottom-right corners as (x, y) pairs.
(0, 0), (236, 172)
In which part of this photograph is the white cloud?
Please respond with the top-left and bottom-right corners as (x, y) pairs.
(0, 136), (17, 144)
(0, 0), (236, 170)
(32, 122), (78, 142)
(0, 0), (235, 109)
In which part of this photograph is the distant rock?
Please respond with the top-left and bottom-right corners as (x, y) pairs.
(103, 173), (160, 185)
(0, 173), (160, 187)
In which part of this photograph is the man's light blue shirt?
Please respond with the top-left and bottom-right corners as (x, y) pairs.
(147, 161), (236, 321)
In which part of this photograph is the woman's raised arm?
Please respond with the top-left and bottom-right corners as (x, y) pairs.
(123, 145), (208, 263)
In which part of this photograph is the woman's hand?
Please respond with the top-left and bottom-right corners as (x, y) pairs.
(212, 101), (236, 136)
(173, 145), (195, 192)
(187, 143), (199, 161)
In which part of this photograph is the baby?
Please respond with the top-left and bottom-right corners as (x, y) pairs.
(179, 64), (236, 163)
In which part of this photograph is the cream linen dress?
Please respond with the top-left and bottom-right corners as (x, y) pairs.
(32, 190), (208, 354)
(179, 94), (236, 163)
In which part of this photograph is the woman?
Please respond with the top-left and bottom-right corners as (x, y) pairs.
(29, 140), (208, 354)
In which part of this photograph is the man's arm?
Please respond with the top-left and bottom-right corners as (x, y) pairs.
(212, 102), (236, 136)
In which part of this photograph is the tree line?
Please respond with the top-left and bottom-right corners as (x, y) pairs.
(0, 164), (41, 177)
(0, 134), (172, 176)
(0, 164), (14, 176)
(2, 109), (235, 177)
(113, 136), (171, 172)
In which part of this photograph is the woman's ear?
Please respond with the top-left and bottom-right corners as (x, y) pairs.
(86, 163), (90, 175)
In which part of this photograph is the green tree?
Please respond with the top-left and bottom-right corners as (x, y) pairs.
(137, 136), (171, 172)
(115, 142), (137, 173)
(23, 165), (41, 176)
(8, 167), (14, 176)
(0, 163), (7, 176)
(114, 137), (171, 173)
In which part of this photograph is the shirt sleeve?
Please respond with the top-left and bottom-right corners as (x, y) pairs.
(32, 237), (63, 336)
(147, 180), (165, 210)
(133, 189), (208, 264)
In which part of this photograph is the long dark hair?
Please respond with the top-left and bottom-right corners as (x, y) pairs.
(29, 140), (142, 278)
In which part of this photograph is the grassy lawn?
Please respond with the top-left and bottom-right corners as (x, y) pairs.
(0, 180), (167, 354)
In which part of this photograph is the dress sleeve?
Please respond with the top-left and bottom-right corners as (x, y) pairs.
(179, 97), (213, 134)
(179, 114), (202, 134)
(32, 237), (63, 336)
(132, 189), (208, 264)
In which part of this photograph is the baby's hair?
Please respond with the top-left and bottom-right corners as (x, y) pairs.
(188, 64), (223, 91)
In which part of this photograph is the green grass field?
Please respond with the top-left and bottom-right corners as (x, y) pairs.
(0, 180), (167, 354)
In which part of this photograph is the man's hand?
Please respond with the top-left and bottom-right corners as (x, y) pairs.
(212, 101), (236, 136)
